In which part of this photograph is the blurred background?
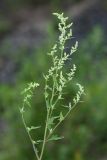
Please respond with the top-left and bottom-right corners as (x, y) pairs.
(0, 0), (107, 160)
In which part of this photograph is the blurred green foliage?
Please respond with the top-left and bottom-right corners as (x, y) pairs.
(0, 25), (107, 160)
(0, 18), (12, 35)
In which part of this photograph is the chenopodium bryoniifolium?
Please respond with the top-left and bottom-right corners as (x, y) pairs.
(20, 13), (84, 160)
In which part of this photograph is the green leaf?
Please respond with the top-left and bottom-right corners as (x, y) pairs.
(26, 101), (31, 107)
(27, 126), (41, 132)
(19, 107), (25, 114)
(59, 112), (64, 122)
(48, 135), (64, 141)
(44, 91), (49, 98)
(32, 140), (36, 144)
(36, 140), (43, 144)
(66, 23), (73, 29)
(47, 117), (54, 130)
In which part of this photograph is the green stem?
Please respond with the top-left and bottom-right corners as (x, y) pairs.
(21, 113), (40, 160)
(39, 109), (50, 160)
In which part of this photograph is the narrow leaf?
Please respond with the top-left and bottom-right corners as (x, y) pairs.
(48, 135), (64, 141)
(27, 126), (41, 132)
(59, 112), (64, 122)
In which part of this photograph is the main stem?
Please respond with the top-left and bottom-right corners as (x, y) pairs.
(39, 109), (49, 160)
(39, 71), (57, 159)
(39, 48), (64, 160)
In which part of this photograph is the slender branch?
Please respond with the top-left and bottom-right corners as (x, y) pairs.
(39, 109), (50, 160)
(47, 103), (76, 140)
(21, 113), (40, 160)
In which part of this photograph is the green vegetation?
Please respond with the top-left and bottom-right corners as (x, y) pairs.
(0, 20), (107, 160)
(19, 13), (84, 160)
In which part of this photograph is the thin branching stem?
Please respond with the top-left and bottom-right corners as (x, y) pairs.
(39, 106), (50, 159)
(46, 103), (76, 140)
(20, 12), (84, 160)
(21, 112), (40, 160)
